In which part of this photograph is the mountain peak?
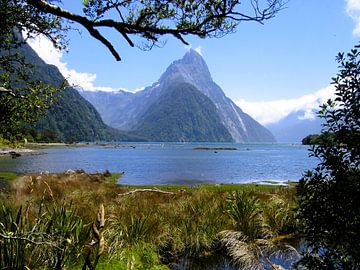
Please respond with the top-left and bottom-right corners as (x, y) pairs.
(159, 49), (211, 84)
(80, 47), (276, 143)
(182, 48), (203, 61)
(180, 49), (208, 68)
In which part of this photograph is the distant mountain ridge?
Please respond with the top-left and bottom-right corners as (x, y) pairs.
(81, 50), (276, 143)
(13, 41), (142, 142)
(266, 110), (322, 143)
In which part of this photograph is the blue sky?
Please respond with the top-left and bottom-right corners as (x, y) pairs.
(28, 0), (360, 124)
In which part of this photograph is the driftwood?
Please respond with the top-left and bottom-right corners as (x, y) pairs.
(118, 189), (175, 197)
(193, 147), (239, 150)
(82, 204), (105, 270)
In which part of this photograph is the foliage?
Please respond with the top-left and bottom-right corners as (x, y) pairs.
(94, 244), (170, 270)
(0, 57), (60, 141)
(262, 194), (297, 237)
(301, 134), (321, 145)
(0, 203), (85, 270)
(20, 128), (59, 143)
(0, 0), (66, 49)
(225, 190), (263, 240)
(219, 190), (299, 269)
(301, 133), (334, 145)
(0, 0), (66, 142)
(27, 0), (285, 61)
(296, 45), (360, 269)
(103, 172), (123, 183)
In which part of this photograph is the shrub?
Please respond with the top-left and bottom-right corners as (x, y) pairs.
(296, 45), (360, 269)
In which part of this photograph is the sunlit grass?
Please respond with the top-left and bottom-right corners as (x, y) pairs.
(0, 172), (18, 181)
(1, 171), (299, 269)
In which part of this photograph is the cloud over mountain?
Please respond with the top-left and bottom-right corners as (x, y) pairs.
(27, 34), (125, 92)
(27, 34), (336, 129)
(235, 85), (335, 125)
(346, 0), (360, 36)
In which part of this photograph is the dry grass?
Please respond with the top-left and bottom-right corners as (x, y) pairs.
(1, 171), (299, 269)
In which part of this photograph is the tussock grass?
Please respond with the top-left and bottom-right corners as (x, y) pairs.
(219, 190), (299, 269)
(1, 171), (299, 269)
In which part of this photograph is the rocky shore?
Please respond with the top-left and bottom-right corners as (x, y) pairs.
(0, 148), (43, 158)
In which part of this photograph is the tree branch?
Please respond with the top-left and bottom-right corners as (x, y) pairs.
(26, 0), (285, 61)
(118, 188), (176, 196)
(27, 0), (122, 60)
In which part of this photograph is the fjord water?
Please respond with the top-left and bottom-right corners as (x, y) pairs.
(0, 143), (316, 185)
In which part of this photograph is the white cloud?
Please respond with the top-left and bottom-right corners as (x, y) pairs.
(345, 0), (360, 36)
(235, 85), (335, 125)
(26, 34), (125, 92)
(133, 86), (145, 92)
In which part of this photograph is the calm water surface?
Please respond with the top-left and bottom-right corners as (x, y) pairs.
(0, 143), (317, 185)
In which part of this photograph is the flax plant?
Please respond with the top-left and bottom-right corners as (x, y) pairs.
(0, 202), (85, 269)
(219, 190), (299, 270)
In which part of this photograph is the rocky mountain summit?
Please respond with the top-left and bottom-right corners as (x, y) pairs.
(81, 50), (276, 143)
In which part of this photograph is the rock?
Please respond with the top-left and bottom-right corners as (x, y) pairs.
(65, 169), (76, 175)
(9, 151), (21, 159)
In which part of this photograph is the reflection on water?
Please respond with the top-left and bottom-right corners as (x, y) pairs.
(172, 254), (236, 270)
(172, 240), (305, 270)
(0, 143), (316, 185)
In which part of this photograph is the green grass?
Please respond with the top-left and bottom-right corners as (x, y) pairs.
(74, 246), (170, 270)
(104, 172), (123, 183)
(0, 135), (24, 148)
(0, 172), (18, 181)
(119, 184), (191, 192)
(197, 183), (278, 192)
(1, 171), (298, 269)
(118, 183), (279, 193)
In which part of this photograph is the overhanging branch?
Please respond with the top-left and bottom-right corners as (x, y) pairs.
(27, 0), (123, 60)
(26, 0), (285, 61)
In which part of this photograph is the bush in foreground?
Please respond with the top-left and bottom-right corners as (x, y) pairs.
(297, 46), (360, 269)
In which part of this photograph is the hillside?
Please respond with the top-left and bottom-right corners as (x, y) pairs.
(266, 110), (322, 143)
(14, 42), (141, 142)
(81, 50), (276, 143)
(133, 82), (233, 142)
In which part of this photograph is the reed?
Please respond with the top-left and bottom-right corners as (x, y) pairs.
(0, 202), (85, 269)
(1, 170), (299, 269)
(219, 190), (299, 269)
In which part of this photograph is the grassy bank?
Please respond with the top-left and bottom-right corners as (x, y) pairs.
(0, 171), (299, 269)
(0, 172), (17, 181)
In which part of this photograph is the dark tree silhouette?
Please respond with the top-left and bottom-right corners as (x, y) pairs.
(296, 45), (360, 269)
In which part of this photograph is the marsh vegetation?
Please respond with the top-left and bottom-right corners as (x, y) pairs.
(0, 171), (299, 269)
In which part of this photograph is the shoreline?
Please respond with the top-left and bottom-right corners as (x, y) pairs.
(0, 147), (43, 158)
(0, 169), (295, 187)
